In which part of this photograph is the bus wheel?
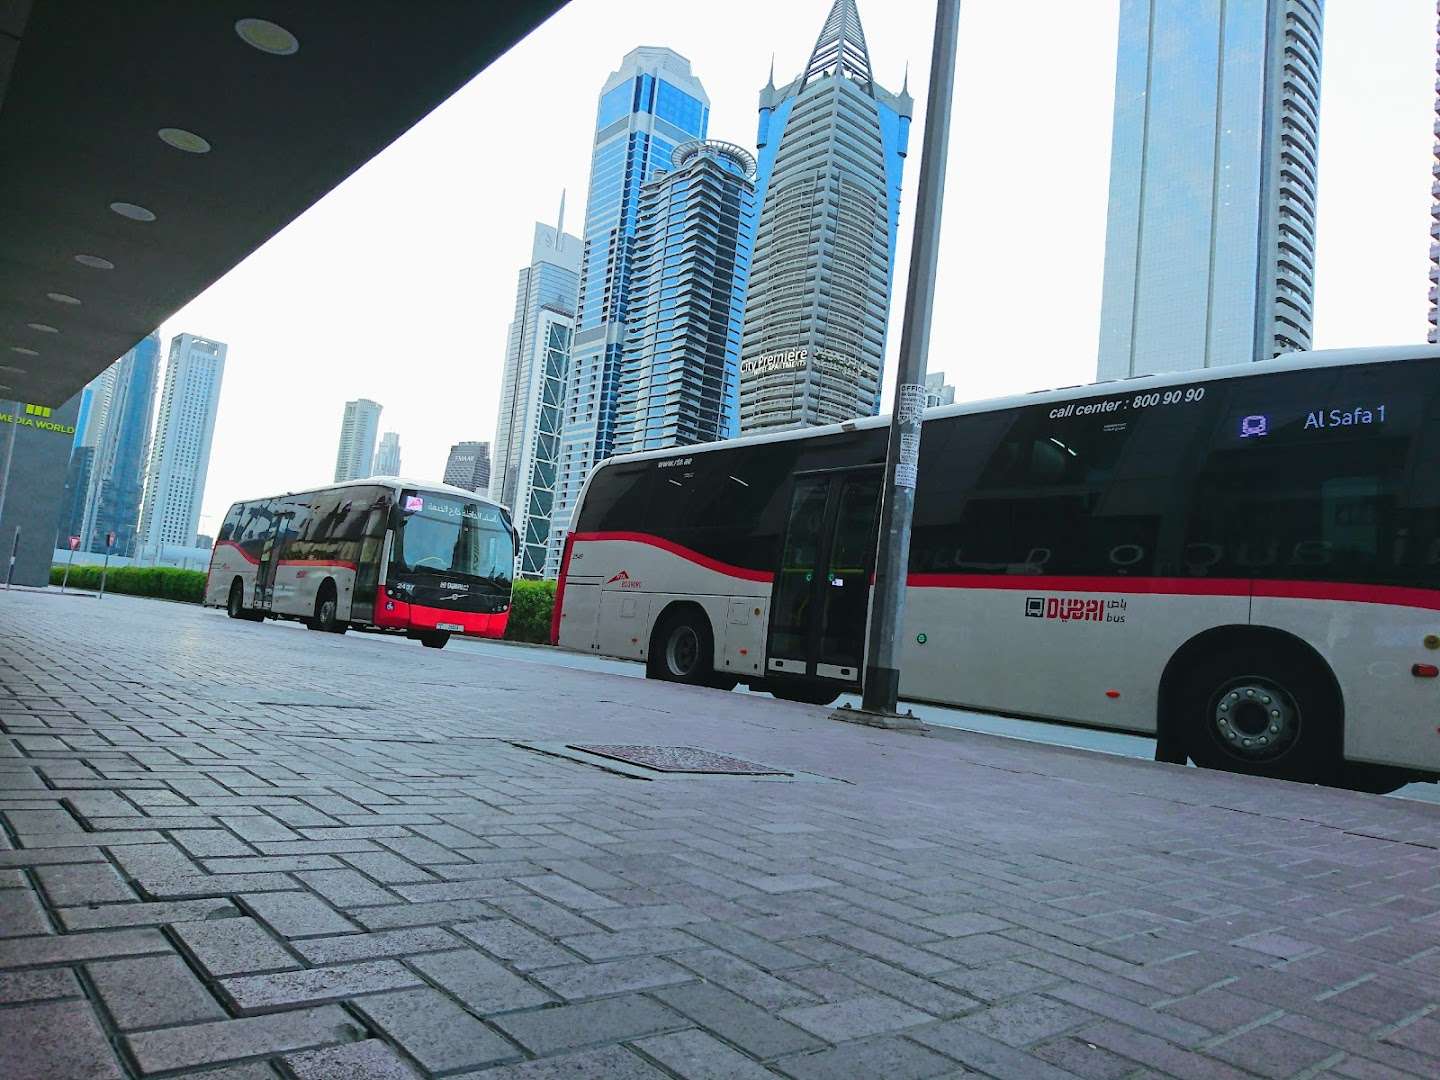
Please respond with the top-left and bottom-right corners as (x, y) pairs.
(1177, 644), (1339, 785)
(227, 579), (262, 622)
(649, 607), (715, 686)
(226, 580), (246, 620)
(420, 631), (450, 649)
(312, 583), (347, 635)
(771, 682), (840, 707)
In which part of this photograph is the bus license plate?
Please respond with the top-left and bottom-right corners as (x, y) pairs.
(436, 622), (464, 632)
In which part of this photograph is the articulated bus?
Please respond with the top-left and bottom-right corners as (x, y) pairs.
(206, 477), (516, 648)
(553, 346), (1440, 793)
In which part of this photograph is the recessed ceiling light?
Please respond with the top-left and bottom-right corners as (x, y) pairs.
(158, 127), (211, 154)
(110, 202), (156, 222)
(27, 323), (59, 334)
(46, 292), (81, 305)
(74, 254), (115, 270)
(235, 18), (299, 56)
(6, 348), (37, 358)
(0, 363), (27, 373)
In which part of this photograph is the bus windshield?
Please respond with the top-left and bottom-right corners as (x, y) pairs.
(392, 490), (514, 586)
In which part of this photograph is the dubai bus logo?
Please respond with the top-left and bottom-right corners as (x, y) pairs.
(606, 570), (641, 590)
(1240, 414), (1268, 438)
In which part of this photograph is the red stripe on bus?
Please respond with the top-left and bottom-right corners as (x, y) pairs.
(212, 540), (258, 565)
(907, 573), (1440, 611)
(567, 531), (774, 583)
(551, 532), (577, 645)
(277, 559), (358, 571)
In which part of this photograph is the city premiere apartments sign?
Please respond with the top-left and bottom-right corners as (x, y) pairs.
(0, 403), (76, 437)
(741, 346), (866, 380)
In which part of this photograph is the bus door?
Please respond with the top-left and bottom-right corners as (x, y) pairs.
(767, 468), (882, 687)
(253, 514), (285, 610)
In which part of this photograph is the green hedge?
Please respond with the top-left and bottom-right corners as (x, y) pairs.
(48, 565), (560, 636)
(50, 564), (207, 603)
(504, 578), (555, 644)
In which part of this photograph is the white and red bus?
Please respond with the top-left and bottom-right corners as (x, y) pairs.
(206, 477), (516, 649)
(554, 346), (1440, 793)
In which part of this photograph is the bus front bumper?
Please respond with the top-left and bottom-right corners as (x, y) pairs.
(372, 588), (509, 639)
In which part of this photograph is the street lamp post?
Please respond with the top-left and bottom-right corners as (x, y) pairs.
(842, 0), (962, 725)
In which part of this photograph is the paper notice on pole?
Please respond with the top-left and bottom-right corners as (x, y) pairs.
(896, 383), (928, 425)
(895, 432), (921, 488)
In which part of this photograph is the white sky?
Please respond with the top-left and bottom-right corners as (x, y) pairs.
(159, 0), (1438, 540)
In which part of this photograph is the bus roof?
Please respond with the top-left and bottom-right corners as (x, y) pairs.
(599, 344), (1440, 469)
(226, 475), (506, 512)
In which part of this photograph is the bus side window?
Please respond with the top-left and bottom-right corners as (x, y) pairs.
(218, 505), (242, 544)
(909, 412), (1012, 574)
(950, 404), (1150, 577)
(1186, 366), (1419, 584)
(574, 462), (654, 534)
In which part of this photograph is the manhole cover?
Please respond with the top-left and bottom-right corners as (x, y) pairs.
(569, 745), (788, 776)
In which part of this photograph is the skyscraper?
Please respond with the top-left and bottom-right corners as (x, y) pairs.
(924, 371), (955, 408)
(138, 333), (226, 551)
(55, 446), (93, 547)
(613, 139), (756, 455)
(55, 357), (117, 546)
(333, 398), (382, 482)
(443, 441), (491, 492)
(490, 217), (580, 578)
(738, 0), (912, 433)
(1097, 0), (1324, 379)
(490, 216), (580, 508)
(549, 47), (710, 571)
(86, 332), (160, 555)
(372, 431), (401, 476)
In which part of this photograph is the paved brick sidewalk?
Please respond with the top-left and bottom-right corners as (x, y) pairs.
(1, 591), (1438, 1078)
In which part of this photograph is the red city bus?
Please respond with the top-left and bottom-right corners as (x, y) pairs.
(206, 477), (516, 648)
(553, 346), (1440, 793)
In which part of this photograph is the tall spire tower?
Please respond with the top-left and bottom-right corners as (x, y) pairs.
(739, 0), (912, 433)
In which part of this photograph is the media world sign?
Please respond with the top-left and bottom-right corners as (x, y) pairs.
(0, 403), (76, 437)
(741, 347), (865, 379)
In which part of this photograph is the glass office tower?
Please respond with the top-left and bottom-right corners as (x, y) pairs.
(548, 47), (709, 573)
(372, 432), (401, 476)
(86, 332), (160, 555)
(138, 333), (227, 551)
(490, 217), (580, 538)
(333, 398), (382, 483)
(738, 0), (911, 433)
(613, 140), (756, 455)
(1097, 0), (1324, 378)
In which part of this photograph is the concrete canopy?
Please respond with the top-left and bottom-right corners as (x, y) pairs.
(0, 0), (566, 405)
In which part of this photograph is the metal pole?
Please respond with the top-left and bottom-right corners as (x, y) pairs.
(0, 400), (18, 552)
(61, 542), (76, 592)
(6, 526), (19, 589)
(858, 0), (962, 718)
(100, 540), (112, 599)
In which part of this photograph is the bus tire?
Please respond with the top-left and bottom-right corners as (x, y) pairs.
(420, 631), (450, 649)
(227, 578), (262, 622)
(312, 582), (347, 635)
(1173, 639), (1340, 786)
(648, 605), (716, 687)
(226, 579), (246, 620)
(771, 682), (840, 706)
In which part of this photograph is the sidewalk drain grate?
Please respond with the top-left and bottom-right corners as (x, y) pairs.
(569, 745), (789, 776)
